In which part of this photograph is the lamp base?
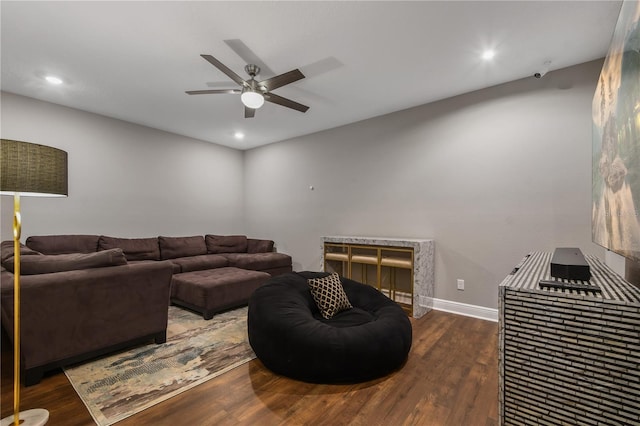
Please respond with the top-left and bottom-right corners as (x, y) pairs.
(0, 409), (49, 426)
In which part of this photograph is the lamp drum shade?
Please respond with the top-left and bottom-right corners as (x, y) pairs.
(0, 139), (68, 197)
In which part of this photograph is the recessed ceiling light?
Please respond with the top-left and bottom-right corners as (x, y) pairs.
(234, 132), (245, 140)
(45, 75), (63, 85)
(482, 50), (496, 61)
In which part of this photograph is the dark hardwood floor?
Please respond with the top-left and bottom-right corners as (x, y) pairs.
(1, 310), (498, 425)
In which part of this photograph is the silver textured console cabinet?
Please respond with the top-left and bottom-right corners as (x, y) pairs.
(321, 236), (434, 318)
(499, 252), (640, 425)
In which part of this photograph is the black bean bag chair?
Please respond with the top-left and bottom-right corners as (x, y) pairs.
(247, 271), (412, 383)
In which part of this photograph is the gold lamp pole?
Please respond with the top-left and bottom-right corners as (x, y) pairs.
(0, 139), (68, 426)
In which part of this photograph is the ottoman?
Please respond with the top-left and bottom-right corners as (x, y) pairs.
(171, 267), (270, 319)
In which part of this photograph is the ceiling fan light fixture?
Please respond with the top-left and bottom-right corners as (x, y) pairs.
(241, 89), (264, 109)
(187, 54), (308, 117)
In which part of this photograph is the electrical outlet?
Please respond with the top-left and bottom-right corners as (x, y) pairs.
(457, 279), (465, 290)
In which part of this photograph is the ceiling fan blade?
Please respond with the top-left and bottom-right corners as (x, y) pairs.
(245, 106), (256, 118)
(201, 54), (247, 87)
(260, 69), (305, 91)
(185, 89), (241, 95)
(264, 92), (309, 113)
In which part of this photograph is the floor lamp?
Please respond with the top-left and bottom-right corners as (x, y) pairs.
(0, 139), (68, 426)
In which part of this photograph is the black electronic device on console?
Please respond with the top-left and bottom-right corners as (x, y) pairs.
(550, 247), (591, 281)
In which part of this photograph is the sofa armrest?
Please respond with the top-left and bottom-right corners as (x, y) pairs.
(0, 261), (173, 371)
(247, 238), (275, 253)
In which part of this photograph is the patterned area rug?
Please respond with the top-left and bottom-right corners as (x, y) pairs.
(64, 306), (255, 426)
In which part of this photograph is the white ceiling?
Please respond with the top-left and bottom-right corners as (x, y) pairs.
(1, 1), (622, 150)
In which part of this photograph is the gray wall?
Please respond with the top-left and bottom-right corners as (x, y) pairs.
(244, 60), (606, 309)
(1, 60), (607, 310)
(1, 92), (244, 241)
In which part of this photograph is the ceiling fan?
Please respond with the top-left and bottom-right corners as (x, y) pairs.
(186, 54), (309, 118)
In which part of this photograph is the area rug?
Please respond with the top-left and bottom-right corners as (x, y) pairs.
(64, 306), (255, 426)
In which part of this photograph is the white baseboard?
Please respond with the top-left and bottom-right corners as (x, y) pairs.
(420, 297), (498, 322)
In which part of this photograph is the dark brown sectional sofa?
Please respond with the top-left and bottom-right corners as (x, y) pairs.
(0, 234), (292, 385)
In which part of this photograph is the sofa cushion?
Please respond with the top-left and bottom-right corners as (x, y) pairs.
(2, 248), (127, 275)
(169, 254), (229, 273)
(307, 272), (353, 319)
(1, 241), (42, 264)
(26, 235), (100, 254)
(128, 259), (181, 274)
(205, 235), (248, 254)
(223, 252), (292, 271)
(158, 236), (207, 260)
(98, 236), (160, 261)
(247, 239), (275, 253)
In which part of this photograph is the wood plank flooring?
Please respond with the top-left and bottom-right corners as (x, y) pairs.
(1, 310), (498, 425)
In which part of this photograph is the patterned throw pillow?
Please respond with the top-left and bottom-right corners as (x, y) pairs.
(307, 273), (353, 319)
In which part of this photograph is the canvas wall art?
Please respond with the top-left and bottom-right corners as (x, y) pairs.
(592, 0), (640, 262)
